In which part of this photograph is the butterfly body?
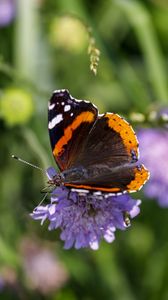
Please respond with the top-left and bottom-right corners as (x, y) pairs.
(48, 89), (149, 194)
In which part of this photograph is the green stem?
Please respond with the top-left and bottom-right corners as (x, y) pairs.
(0, 59), (49, 97)
(93, 246), (136, 300)
(0, 237), (20, 267)
(118, 60), (151, 111)
(23, 128), (51, 184)
(15, 0), (39, 81)
(115, 0), (168, 104)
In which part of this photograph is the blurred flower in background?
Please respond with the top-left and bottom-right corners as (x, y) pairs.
(31, 167), (141, 250)
(20, 238), (68, 295)
(0, 277), (4, 291)
(49, 16), (87, 52)
(0, 88), (34, 126)
(0, 0), (15, 27)
(138, 128), (168, 207)
(0, 266), (17, 293)
(0, 278), (4, 292)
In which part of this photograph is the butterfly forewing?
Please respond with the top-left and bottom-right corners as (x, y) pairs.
(48, 90), (98, 171)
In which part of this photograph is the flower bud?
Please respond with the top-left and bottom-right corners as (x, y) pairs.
(49, 16), (87, 53)
(0, 88), (34, 126)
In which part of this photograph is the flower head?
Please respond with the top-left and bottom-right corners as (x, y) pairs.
(31, 167), (141, 250)
(20, 238), (68, 294)
(138, 128), (168, 207)
(0, 0), (15, 27)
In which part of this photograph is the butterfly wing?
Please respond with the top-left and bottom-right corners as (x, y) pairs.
(64, 113), (149, 193)
(48, 90), (98, 171)
(71, 113), (139, 167)
(64, 164), (149, 193)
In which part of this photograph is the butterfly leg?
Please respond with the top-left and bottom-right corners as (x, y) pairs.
(123, 211), (131, 227)
(40, 185), (53, 194)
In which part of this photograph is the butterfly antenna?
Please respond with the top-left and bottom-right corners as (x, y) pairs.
(11, 155), (44, 171)
(37, 192), (49, 207)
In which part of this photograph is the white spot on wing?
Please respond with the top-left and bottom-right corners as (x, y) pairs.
(93, 191), (102, 196)
(48, 103), (55, 110)
(48, 114), (63, 129)
(71, 188), (89, 194)
(53, 89), (66, 94)
(64, 105), (71, 112)
(61, 102), (65, 105)
(70, 113), (74, 116)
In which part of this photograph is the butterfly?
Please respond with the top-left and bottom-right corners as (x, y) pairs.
(48, 89), (149, 194)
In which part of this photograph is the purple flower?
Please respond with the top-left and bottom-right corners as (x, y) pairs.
(31, 167), (141, 250)
(138, 128), (168, 207)
(0, 277), (5, 292)
(0, 0), (15, 27)
(20, 238), (68, 294)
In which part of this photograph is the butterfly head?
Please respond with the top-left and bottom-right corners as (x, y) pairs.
(47, 172), (65, 187)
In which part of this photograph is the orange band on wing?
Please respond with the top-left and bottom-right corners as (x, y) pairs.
(127, 165), (150, 192)
(106, 113), (139, 158)
(53, 111), (95, 157)
(64, 183), (120, 192)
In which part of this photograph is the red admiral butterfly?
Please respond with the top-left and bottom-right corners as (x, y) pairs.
(48, 89), (149, 194)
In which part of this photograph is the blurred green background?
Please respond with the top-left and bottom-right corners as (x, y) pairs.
(0, 0), (168, 299)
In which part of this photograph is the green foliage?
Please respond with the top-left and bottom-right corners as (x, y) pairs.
(0, 0), (168, 299)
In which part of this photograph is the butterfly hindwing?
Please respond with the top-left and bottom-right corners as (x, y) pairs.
(64, 164), (149, 193)
(63, 113), (149, 193)
(72, 113), (139, 168)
